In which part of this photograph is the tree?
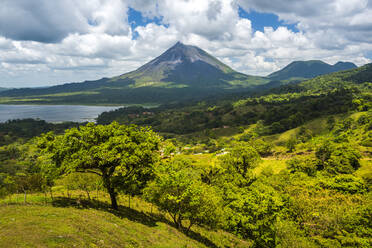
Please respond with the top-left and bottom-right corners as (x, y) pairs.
(219, 142), (261, 179)
(286, 137), (297, 153)
(144, 157), (223, 232)
(14, 173), (44, 203)
(286, 155), (318, 176)
(316, 141), (361, 174)
(249, 139), (273, 157)
(38, 122), (160, 210)
(59, 173), (101, 200)
(222, 181), (284, 248)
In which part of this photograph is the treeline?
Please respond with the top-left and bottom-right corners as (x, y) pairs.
(1, 118), (371, 247)
(96, 63), (372, 136)
(0, 119), (80, 146)
(97, 86), (370, 136)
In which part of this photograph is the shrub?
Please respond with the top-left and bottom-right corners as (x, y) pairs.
(250, 139), (273, 156)
(323, 175), (367, 194)
(287, 156), (319, 176)
(316, 142), (361, 174)
(144, 157), (223, 232)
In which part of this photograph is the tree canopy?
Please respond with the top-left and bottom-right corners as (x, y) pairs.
(38, 122), (161, 209)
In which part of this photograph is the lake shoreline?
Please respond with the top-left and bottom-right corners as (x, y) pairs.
(0, 105), (126, 123)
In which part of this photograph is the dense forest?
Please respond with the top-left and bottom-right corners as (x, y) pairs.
(0, 65), (371, 247)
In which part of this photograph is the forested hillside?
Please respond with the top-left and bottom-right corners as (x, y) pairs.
(97, 63), (372, 135)
(0, 63), (371, 248)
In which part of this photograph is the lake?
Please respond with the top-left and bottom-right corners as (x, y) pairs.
(0, 105), (123, 123)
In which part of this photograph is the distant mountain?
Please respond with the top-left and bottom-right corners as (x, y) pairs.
(0, 87), (8, 92)
(268, 60), (357, 81)
(0, 42), (267, 105)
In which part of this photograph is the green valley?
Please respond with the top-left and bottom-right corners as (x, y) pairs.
(1, 61), (371, 247)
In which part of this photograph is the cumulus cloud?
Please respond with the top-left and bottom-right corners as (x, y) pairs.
(237, 0), (372, 44)
(0, 0), (89, 43)
(0, 0), (130, 43)
(0, 0), (371, 87)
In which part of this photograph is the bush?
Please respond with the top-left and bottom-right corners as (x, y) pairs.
(250, 139), (273, 156)
(323, 175), (367, 194)
(287, 156), (319, 176)
(275, 219), (317, 248)
(316, 142), (361, 174)
(144, 157), (223, 231)
(225, 182), (284, 247)
(219, 142), (261, 178)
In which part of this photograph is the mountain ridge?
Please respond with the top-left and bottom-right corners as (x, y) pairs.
(268, 60), (357, 81)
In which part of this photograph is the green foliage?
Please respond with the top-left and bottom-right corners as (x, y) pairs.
(219, 142), (261, 178)
(315, 141), (361, 174)
(144, 157), (223, 231)
(275, 219), (317, 248)
(37, 122), (161, 209)
(0, 119), (79, 146)
(58, 173), (102, 199)
(285, 137), (297, 152)
(297, 126), (313, 143)
(320, 174), (367, 194)
(225, 182), (284, 247)
(249, 139), (273, 157)
(287, 155), (319, 176)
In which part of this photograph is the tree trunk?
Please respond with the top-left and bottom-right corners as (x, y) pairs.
(85, 190), (91, 200)
(186, 221), (194, 234)
(177, 215), (183, 230)
(102, 173), (118, 210)
(108, 187), (118, 210)
(49, 188), (54, 200)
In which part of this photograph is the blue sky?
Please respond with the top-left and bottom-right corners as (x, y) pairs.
(0, 0), (371, 87)
(128, 8), (167, 39)
(237, 7), (299, 33)
(128, 6), (299, 39)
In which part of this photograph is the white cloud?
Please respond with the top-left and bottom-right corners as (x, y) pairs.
(0, 0), (371, 87)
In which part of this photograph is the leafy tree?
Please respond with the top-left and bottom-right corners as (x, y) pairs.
(286, 137), (297, 153)
(59, 173), (101, 199)
(321, 174), (367, 194)
(316, 142), (361, 174)
(287, 155), (319, 176)
(14, 173), (44, 203)
(225, 182), (284, 247)
(144, 157), (223, 232)
(250, 139), (273, 156)
(219, 142), (261, 179)
(297, 127), (313, 143)
(0, 173), (15, 199)
(38, 122), (160, 210)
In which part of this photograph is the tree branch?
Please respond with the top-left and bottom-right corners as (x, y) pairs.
(76, 169), (102, 176)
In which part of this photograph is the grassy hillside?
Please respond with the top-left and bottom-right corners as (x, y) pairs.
(0, 193), (250, 248)
(0, 61), (371, 247)
(0, 109), (371, 247)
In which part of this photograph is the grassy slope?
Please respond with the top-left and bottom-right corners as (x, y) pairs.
(178, 110), (371, 175)
(0, 111), (370, 247)
(0, 193), (250, 248)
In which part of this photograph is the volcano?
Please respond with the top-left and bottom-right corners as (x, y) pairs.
(0, 42), (267, 104)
